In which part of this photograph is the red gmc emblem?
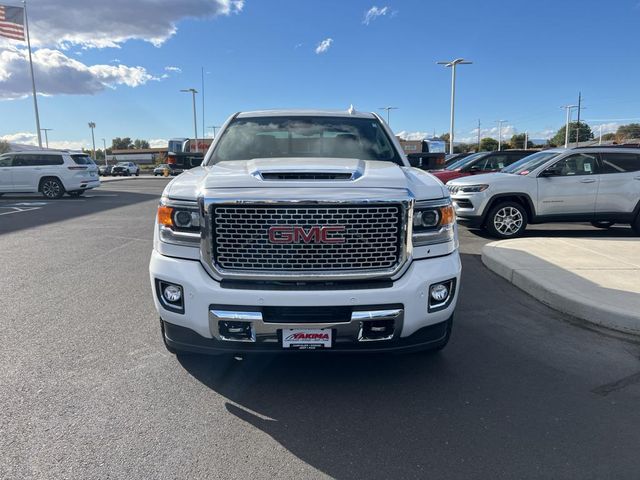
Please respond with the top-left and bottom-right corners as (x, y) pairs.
(268, 225), (346, 244)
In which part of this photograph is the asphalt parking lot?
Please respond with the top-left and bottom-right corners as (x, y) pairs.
(1, 179), (640, 479)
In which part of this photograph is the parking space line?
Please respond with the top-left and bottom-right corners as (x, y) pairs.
(0, 207), (41, 216)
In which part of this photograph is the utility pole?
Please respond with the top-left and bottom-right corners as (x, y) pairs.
(477, 119), (481, 151)
(102, 138), (108, 166)
(560, 105), (578, 148)
(378, 106), (398, 126)
(201, 67), (206, 139)
(575, 92), (582, 147)
(496, 120), (507, 151)
(208, 126), (221, 138)
(88, 122), (96, 159)
(40, 128), (52, 149)
(437, 58), (473, 154)
(524, 131), (528, 150)
(599, 125), (603, 145)
(180, 88), (199, 153)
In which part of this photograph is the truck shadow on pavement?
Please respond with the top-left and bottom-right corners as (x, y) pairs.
(0, 189), (161, 237)
(175, 253), (640, 479)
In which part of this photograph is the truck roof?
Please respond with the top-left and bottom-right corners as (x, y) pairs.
(235, 108), (377, 120)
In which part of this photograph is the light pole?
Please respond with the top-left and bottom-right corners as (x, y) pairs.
(102, 138), (108, 166)
(180, 88), (199, 153)
(496, 120), (507, 151)
(40, 128), (52, 149)
(560, 105), (578, 148)
(208, 125), (221, 138)
(88, 122), (96, 159)
(524, 131), (529, 150)
(437, 58), (472, 154)
(378, 106), (398, 126)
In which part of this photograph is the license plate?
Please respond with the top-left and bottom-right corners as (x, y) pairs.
(282, 328), (332, 349)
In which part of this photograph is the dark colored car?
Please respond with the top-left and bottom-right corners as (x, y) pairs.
(98, 165), (113, 176)
(431, 150), (536, 184)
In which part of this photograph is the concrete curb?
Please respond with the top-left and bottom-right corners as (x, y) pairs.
(482, 241), (640, 336)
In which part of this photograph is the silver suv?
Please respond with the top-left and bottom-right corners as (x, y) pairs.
(447, 147), (640, 238)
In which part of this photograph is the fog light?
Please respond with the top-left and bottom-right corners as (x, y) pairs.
(163, 284), (182, 303)
(430, 284), (449, 303)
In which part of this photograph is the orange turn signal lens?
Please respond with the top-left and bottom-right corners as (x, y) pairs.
(440, 204), (455, 225)
(157, 205), (174, 227)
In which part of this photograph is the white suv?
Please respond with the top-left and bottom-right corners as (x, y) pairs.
(447, 147), (640, 238)
(0, 150), (100, 199)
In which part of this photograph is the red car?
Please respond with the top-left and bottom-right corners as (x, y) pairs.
(431, 150), (534, 184)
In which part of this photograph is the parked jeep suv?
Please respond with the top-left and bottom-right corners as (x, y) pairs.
(149, 109), (461, 355)
(448, 147), (640, 238)
(0, 151), (100, 198)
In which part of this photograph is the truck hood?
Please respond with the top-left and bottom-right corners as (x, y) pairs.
(164, 158), (448, 201)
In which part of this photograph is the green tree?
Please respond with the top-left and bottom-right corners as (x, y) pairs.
(480, 137), (499, 151)
(550, 121), (593, 146)
(510, 133), (534, 149)
(133, 139), (150, 149)
(601, 132), (616, 141)
(616, 123), (640, 140)
(112, 137), (133, 149)
(0, 140), (10, 154)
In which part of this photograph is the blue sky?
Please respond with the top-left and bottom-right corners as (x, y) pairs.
(2, 0), (640, 149)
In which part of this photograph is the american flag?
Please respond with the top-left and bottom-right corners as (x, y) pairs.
(0, 4), (25, 41)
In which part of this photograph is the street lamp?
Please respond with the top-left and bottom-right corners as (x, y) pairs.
(88, 122), (96, 159)
(437, 58), (472, 154)
(180, 88), (199, 153)
(40, 128), (52, 149)
(378, 106), (398, 126)
(102, 138), (108, 166)
(496, 120), (508, 151)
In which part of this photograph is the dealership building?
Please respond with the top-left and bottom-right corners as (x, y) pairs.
(106, 148), (168, 165)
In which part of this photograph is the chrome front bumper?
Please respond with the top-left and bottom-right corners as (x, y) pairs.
(210, 307), (404, 345)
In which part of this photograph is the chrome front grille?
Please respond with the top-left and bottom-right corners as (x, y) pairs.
(211, 204), (403, 273)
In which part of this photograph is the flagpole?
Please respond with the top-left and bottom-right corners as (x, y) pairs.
(23, 0), (42, 148)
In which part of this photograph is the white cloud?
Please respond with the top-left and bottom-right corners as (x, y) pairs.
(1, 132), (86, 150)
(363, 6), (389, 25)
(14, 0), (244, 49)
(315, 38), (333, 54)
(395, 131), (432, 141)
(456, 124), (517, 144)
(164, 66), (182, 73)
(0, 46), (156, 100)
(149, 138), (168, 148)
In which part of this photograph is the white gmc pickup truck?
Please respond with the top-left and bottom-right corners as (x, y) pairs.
(149, 109), (461, 355)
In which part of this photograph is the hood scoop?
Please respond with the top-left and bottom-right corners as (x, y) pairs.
(252, 158), (366, 182)
(260, 171), (354, 181)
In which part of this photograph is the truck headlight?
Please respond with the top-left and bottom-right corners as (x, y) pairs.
(412, 200), (456, 246)
(157, 198), (201, 247)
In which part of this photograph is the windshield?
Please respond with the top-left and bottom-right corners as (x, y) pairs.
(209, 116), (403, 165)
(445, 152), (485, 171)
(503, 151), (562, 175)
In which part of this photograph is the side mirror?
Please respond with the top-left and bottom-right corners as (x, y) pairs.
(408, 157), (422, 168)
(540, 166), (562, 177)
(468, 165), (482, 173)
